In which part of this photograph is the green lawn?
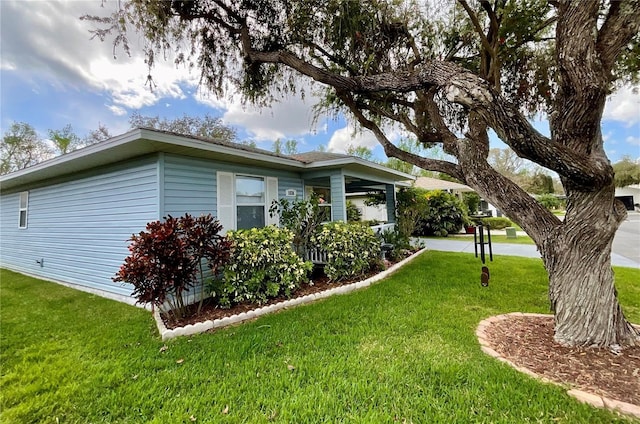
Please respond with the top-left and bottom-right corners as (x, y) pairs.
(2, 253), (639, 423)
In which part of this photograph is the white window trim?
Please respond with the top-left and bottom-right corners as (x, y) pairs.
(217, 172), (278, 233)
(19, 191), (29, 229)
(305, 186), (333, 223)
(236, 174), (267, 229)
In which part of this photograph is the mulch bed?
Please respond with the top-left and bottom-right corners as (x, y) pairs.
(483, 315), (640, 406)
(162, 270), (376, 329)
(161, 251), (417, 330)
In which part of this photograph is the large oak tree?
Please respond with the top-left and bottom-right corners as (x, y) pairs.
(85, 0), (640, 348)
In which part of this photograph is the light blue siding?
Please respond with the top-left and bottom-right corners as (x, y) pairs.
(161, 154), (304, 221)
(0, 158), (158, 297)
(330, 172), (346, 221)
(1, 152), (307, 301)
(277, 176), (305, 201)
(163, 155), (217, 217)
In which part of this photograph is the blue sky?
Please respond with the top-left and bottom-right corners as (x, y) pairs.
(1, 0), (639, 165)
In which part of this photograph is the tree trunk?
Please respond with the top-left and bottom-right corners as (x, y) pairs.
(541, 188), (639, 348)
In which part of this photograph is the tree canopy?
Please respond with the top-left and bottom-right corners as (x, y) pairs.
(1, 122), (53, 174)
(613, 156), (640, 187)
(128, 112), (237, 142)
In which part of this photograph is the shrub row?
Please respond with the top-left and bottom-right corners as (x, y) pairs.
(480, 217), (513, 230)
(116, 213), (383, 322)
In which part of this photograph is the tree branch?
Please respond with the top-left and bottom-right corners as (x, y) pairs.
(240, 32), (608, 187)
(458, 0), (494, 59)
(597, 0), (640, 74)
(339, 92), (464, 180)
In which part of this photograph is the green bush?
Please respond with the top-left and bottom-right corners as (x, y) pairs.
(395, 187), (430, 238)
(480, 217), (513, 229)
(416, 190), (467, 236)
(535, 193), (563, 210)
(113, 214), (231, 322)
(462, 192), (481, 214)
(312, 222), (382, 281)
(346, 200), (362, 222)
(269, 194), (324, 255)
(379, 227), (413, 262)
(213, 227), (312, 307)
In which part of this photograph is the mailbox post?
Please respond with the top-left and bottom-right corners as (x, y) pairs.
(471, 214), (493, 264)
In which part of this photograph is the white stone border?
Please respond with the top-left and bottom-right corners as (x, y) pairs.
(477, 313), (640, 420)
(154, 247), (428, 341)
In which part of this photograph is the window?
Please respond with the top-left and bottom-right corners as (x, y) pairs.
(236, 175), (265, 229)
(307, 186), (332, 222)
(217, 172), (278, 232)
(19, 191), (29, 229)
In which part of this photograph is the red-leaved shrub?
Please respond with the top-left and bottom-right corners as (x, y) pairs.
(114, 214), (231, 321)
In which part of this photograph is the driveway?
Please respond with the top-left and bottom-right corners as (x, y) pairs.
(420, 212), (640, 269)
(612, 211), (640, 265)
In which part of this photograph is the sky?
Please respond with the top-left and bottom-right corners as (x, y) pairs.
(1, 0), (639, 165)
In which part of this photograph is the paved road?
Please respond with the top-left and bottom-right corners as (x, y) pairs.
(420, 212), (640, 269)
(613, 211), (640, 266)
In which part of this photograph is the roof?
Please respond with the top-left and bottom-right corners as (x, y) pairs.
(291, 151), (354, 163)
(0, 128), (414, 191)
(413, 176), (474, 192)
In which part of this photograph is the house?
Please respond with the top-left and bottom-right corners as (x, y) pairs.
(346, 192), (390, 222)
(615, 184), (640, 210)
(0, 128), (413, 303)
(413, 176), (475, 197)
(413, 176), (501, 216)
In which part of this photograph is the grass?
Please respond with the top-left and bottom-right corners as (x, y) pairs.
(2, 253), (639, 423)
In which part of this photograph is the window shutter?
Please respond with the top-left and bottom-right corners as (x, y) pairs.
(266, 177), (279, 226)
(216, 171), (235, 234)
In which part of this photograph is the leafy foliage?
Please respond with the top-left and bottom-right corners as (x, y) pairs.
(129, 112), (236, 142)
(272, 138), (299, 155)
(113, 214), (231, 321)
(525, 172), (555, 194)
(215, 227), (312, 307)
(480, 217), (514, 230)
(613, 156), (640, 188)
(416, 190), (467, 237)
(311, 222), (382, 281)
(1, 122), (53, 174)
(269, 194), (325, 255)
(462, 192), (481, 215)
(535, 193), (563, 211)
(378, 227), (413, 262)
(47, 124), (82, 155)
(346, 200), (362, 222)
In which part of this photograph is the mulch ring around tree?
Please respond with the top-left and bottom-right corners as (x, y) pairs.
(482, 314), (640, 407)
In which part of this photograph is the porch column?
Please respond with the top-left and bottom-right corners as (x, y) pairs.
(385, 184), (396, 223)
(330, 173), (347, 221)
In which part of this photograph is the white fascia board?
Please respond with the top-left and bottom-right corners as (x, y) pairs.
(138, 129), (303, 169)
(302, 157), (415, 182)
(0, 129), (305, 192)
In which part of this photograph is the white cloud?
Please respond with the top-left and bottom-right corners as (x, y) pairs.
(626, 136), (640, 146)
(328, 125), (381, 153)
(604, 86), (640, 125)
(1, 0), (197, 111)
(195, 82), (325, 141)
(107, 104), (127, 116)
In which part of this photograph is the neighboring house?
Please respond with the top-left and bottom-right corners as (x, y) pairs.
(615, 184), (640, 210)
(413, 176), (501, 216)
(0, 128), (413, 303)
(346, 192), (389, 222)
